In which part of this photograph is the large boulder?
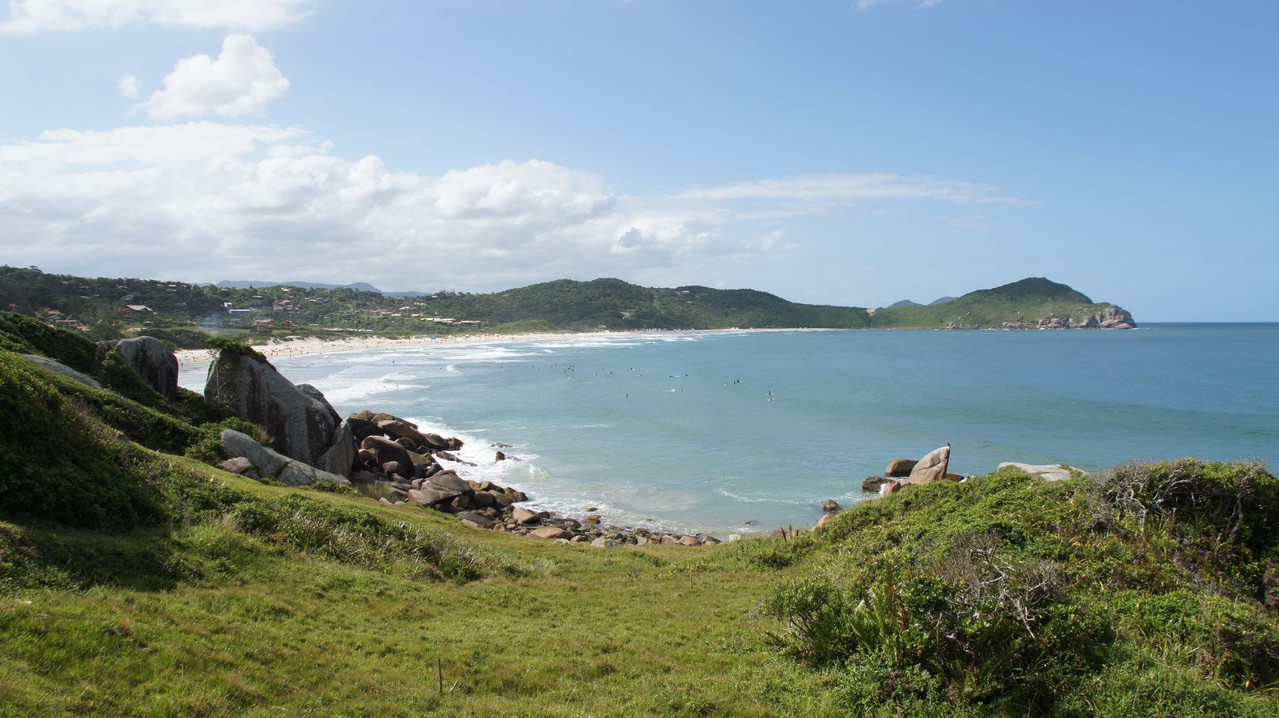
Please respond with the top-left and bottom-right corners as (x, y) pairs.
(377, 418), (431, 449)
(205, 351), (341, 467)
(530, 526), (573, 540)
(220, 429), (351, 487)
(427, 470), (471, 495)
(360, 435), (414, 477)
(1099, 306), (1136, 329)
(316, 420), (357, 477)
(110, 337), (180, 400)
(908, 445), (951, 485)
(998, 462), (1079, 482)
(297, 384), (340, 425)
(885, 458), (917, 477)
(862, 476), (891, 492)
(20, 354), (102, 389)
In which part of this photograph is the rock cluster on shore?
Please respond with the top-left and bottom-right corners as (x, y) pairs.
(1000, 306), (1135, 330)
(203, 343), (725, 546)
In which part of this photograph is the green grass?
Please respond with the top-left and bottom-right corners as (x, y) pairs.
(1, 318), (1272, 716)
(4, 462), (1279, 716)
(0, 469), (839, 717)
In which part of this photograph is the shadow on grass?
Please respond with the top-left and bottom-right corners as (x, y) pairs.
(1, 514), (208, 593)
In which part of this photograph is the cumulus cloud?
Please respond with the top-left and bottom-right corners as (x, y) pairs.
(0, 0), (312, 33)
(0, 122), (1020, 291)
(138, 35), (289, 120)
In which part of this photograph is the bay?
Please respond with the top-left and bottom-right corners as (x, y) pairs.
(182, 324), (1279, 537)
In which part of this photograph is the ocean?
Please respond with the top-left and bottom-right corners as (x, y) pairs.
(179, 324), (1279, 537)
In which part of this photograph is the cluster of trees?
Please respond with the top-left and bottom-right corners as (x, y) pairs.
(0, 267), (1129, 346)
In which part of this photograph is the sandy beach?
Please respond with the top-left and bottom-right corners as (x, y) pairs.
(173, 329), (741, 373)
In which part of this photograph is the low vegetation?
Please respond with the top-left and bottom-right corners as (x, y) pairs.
(4, 317), (1270, 717)
(2, 265), (1130, 344)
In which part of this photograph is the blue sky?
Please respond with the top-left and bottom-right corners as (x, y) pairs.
(1, 1), (1275, 321)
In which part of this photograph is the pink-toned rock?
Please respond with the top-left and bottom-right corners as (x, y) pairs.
(530, 526), (573, 540)
(908, 444), (951, 485)
(885, 458), (917, 477)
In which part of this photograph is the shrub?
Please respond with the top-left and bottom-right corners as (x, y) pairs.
(184, 417), (269, 465)
(0, 353), (162, 529)
(1090, 459), (1279, 551)
(0, 311), (96, 371)
(759, 536), (1111, 712)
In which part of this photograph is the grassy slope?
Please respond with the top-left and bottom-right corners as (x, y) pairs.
(4, 320), (1273, 717)
(1, 467), (835, 717)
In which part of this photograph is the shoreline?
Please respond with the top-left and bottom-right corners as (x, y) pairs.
(174, 327), (837, 371)
(178, 327), (847, 540)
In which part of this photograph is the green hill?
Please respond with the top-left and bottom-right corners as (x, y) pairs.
(0, 267), (1132, 344)
(1, 316), (1273, 717)
(871, 277), (1135, 329)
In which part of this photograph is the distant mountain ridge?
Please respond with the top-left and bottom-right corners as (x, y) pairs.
(885, 296), (957, 308)
(0, 266), (1134, 341)
(215, 280), (427, 298)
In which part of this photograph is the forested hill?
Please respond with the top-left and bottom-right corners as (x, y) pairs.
(0, 266), (1132, 345)
(869, 277), (1136, 330)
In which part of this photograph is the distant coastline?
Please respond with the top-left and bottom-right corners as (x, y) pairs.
(174, 327), (838, 372)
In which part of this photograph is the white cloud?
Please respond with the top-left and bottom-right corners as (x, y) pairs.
(0, 122), (1022, 292)
(117, 74), (142, 98)
(0, 0), (312, 33)
(677, 173), (1027, 206)
(138, 35), (289, 120)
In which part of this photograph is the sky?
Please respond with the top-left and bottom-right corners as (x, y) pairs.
(0, 1), (1275, 321)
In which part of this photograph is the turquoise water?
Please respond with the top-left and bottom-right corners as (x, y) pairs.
(183, 324), (1279, 536)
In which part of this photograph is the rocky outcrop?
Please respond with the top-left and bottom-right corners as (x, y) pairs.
(220, 429), (351, 487)
(998, 462), (1082, 482)
(315, 421), (357, 477)
(1097, 306), (1136, 329)
(204, 351), (344, 470)
(862, 476), (892, 492)
(908, 444), (951, 485)
(206, 382), (723, 546)
(101, 337), (179, 400)
(20, 354), (102, 389)
(1001, 305), (1135, 330)
(885, 458), (916, 477)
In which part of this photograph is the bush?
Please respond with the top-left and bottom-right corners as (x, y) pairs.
(184, 417), (269, 465)
(0, 311), (96, 371)
(0, 353), (162, 529)
(1090, 459), (1279, 551)
(759, 544), (1109, 710)
(93, 348), (166, 407)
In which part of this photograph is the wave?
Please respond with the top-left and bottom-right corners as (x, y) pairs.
(314, 373), (429, 404)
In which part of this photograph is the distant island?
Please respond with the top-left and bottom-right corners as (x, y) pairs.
(0, 266), (1133, 347)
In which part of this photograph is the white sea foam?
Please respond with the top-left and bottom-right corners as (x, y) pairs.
(316, 373), (428, 405)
